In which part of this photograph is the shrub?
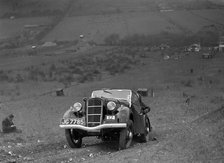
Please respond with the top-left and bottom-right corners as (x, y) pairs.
(104, 34), (120, 45)
(181, 80), (193, 87)
(0, 46), (143, 84)
(15, 74), (24, 82)
(58, 73), (74, 83)
(0, 70), (10, 81)
(105, 31), (219, 48)
(27, 67), (47, 81)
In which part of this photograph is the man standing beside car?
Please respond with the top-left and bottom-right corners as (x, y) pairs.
(138, 95), (151, 114)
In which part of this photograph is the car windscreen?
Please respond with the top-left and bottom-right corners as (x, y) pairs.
(91, 90), (131, 101)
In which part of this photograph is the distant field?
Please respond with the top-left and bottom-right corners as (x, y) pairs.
(43, 11), (181, 43)
(0, 0), (70, 17)
(0, 17), (52, 40)
(67, 0), (158, 16)
(1, 9), (223, 43)
(43, 9), (223, 43)
(191, 9), (224, 26)
(163, 10), (214, 33)
(0, 0), (224, 43)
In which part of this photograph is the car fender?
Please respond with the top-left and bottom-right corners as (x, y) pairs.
(117, 105), (132, 123)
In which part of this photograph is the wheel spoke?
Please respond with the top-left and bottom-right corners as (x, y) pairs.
(74, 139), (79, 143)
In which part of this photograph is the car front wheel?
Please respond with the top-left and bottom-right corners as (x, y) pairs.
(139, 116), (151, 142)
(65, 129), (82, 148)
(119, 120), (133, 150)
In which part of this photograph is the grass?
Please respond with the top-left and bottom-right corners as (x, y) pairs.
(0, 30), (220, 85)
(181, 80), (194, 87)
(104, 31), (219, 47)
(1, 9), (63, 18)
(0, 47), (143, 85)
(0, 0), (70, 18)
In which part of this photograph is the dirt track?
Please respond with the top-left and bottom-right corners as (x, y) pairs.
(1, 102), (223, 163)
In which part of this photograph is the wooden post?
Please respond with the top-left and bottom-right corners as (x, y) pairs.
(151, 88), (154, 97)
(56, 89), (64, 96)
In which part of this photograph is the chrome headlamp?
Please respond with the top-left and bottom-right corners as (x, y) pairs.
(107, 101), (116, 111)
(70, 102), (82, 112)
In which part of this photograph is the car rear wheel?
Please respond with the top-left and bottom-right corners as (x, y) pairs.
(139, 116), (151, 142)
(65, 129), (82, 148)
(119, 120), (133, 150)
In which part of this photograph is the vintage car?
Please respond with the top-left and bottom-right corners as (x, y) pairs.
(202, 52), (213, 59)
(59, 88), (152, 150)
(201, 47), (216, 59)
(186, 43), (201, 52)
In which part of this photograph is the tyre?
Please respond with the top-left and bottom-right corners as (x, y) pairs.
(119, 120), (133, 150)
(65, 129), (82, 148)
(139, 116), (151, 142)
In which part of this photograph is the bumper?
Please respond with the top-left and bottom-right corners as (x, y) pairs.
(59, 123), (127, 132)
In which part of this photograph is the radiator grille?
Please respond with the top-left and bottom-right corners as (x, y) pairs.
(87, 98), (103, 127)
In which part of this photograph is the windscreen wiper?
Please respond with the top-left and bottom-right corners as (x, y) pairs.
(103, 89), (112, 94)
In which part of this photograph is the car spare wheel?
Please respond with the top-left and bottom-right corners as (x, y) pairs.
(139, 116), (151, 142)
(65, 129), (82, 148)
(119, 120), (133, 150)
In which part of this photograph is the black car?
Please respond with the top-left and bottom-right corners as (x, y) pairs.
(59, 88), (152, 150)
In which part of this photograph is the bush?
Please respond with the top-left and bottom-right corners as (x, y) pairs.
(181, 80), (193, 87)
(0, 70), (10, 81)
(104, 34), (120, 45)
(104, 31), (220, 48)
(15, 74), (24, 82)
(195, 30), (219, 47)
(0, 46), (143, 84)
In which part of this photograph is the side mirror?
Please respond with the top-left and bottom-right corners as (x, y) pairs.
(137, 88), (148, 97)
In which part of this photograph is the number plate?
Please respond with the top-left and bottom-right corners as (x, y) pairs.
(106, 115), (115, 120)
(62, 118), (85, 125)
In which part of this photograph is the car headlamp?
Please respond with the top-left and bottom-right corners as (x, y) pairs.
(107, 101), (116, 111)
(71, 102), (82, 112)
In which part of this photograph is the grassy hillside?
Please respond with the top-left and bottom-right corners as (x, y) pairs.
(1, 0), (223, 18)
(0, 45), (224, 146)
(0, 0), (70, 18)
(156, 0), (224, 10)
(43, 9), (223, 43)
(67, 0), (158, 16)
